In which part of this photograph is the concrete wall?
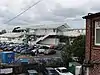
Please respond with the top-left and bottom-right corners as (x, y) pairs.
(39, 38), (59, 45)
(34, 29), (63, 35)
(57, 30), (63, 35)
(0, 37), (24, 43)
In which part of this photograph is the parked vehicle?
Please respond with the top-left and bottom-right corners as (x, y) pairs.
(38, 48), (45, 54)
(40, 45), (50, 49)
(44, 49), (56, 55)
(28, 69), (38, 75)
(31, 45), (49, 54)
(55, 67), (73, 75)
(55, 43), (66, 50)
(46, 67), (59, 75)
(31, 49), (37, 56)
(36, 44), (50, 49)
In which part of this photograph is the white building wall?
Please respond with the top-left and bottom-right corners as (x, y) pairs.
(63, 31), (81, 37)
(39, 38), (59, 45)
(46, 29), (53, 34)
(35, 29), (46, 35)
(0, 37), (24, 43)
(34, 29), (63, 35)
(57, 31), (63, 35)
(0, 38), (8, 42)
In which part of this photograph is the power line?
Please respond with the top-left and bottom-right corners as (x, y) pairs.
(5, 0), (43, 24)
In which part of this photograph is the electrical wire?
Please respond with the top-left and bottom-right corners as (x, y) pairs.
(5, 0), (43, 24)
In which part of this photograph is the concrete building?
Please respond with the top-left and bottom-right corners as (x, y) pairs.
(0, 23), (85, 46)
(29, 23), (70, 45)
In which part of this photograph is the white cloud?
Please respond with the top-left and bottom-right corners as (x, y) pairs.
(54, 0), (89, 8)
(0, 0), (100, 30)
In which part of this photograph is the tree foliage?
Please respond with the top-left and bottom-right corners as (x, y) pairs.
(71, 35), (85, 58)
(1, 29), (6, 34)
(61, 36), (72, 67)
(12, 27), (24, 32)
(71, 35), (85, 63)
(61, 35), (85, 66)
(0, 29), (7, 34)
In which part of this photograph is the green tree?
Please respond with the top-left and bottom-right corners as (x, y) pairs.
(1, 29), (6, 34)
(71, 35), (85, 63)
(61, 35), (85, 67)
(61, 36), (72, 67)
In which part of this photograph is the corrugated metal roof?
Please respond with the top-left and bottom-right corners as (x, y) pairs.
(25, 23), (70, 29)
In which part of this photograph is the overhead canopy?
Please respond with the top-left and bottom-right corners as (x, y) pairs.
(0, 33), (24, 38)
(28, 23), (70, 30)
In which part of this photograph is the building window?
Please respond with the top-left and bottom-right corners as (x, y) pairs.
(95, 21), (100, 45)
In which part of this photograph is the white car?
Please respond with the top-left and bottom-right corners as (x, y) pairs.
(32, 49), (37, 53)
(28, 70), (38, 75)
(32, 48), (45, 54)
(55, 67), (73, 75)
(38, 48), (45, 53)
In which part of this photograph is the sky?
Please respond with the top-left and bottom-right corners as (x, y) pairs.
(0, 0), (100, 30)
